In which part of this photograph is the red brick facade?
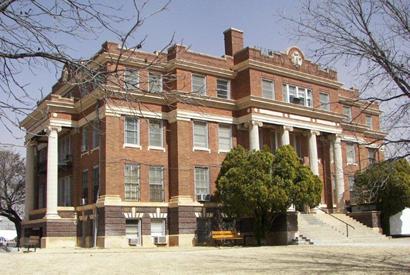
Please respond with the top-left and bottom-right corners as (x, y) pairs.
(21, 28), (385, 248)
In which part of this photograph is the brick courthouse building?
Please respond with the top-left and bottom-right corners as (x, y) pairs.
(21, 28), (385, 248)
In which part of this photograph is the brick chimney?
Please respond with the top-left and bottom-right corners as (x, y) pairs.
(224, 28), (244, 56)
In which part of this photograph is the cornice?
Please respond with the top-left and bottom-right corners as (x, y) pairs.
(165, 59), (234, 78)
(234, 60), (343, 89)
(237, 96), (345, 123)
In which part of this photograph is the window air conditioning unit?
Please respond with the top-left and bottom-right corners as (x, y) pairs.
(290, 97), (302, 104)
(128, 238), (139, 246)
(153, 236), (167, 245)
(197, 194), (211, 202)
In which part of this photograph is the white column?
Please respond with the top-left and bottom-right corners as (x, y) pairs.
(308, 130), (320, 176)
(45, 126), (61, 219)
(329, 138), (335, 206)
(248, 121), (262, 151)
(24, 141), (36, 221)
(333, 134), (345, 210)
(280, 126), (293, 146)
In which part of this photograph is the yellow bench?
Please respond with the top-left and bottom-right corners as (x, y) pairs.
(211, 230), (243, 245)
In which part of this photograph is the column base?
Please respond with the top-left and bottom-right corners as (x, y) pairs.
(44, 213), (61, 220)
(168, 234), (196, 247)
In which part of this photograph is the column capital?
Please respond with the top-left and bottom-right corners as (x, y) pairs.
(244, 120), (263, 128)
(282, 125), (293, 132)
(46, 125), (62, 134)
(310, 130), (320, 136)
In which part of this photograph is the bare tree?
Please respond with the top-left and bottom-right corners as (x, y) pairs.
(0, 0), (173, 143)
(281, 0), (410, 158)
(0, 150), (25, 245)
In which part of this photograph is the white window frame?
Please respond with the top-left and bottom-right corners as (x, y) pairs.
(216, 78), (230, 99)
(368, 148), (377, 165)
(192, 74), (206, 95)
(261, 79), (275, 100)
(346, 143), (356, 165)
(148, 119), (164, 150)
(366, 115), (373, 129)
(124, 68), (139, 91)
(92, 121), (100, 149)
(150, 219), (166, 240)
(194, 167), (210, 196)
(126, 219), (142, 246)
(218, 124), (232, 153)
(124, 163), (141, 201)
(58, 135), (71, 162)
(343, 106), (352, 122)
(193, 121), (209, 151)
(93, 165), (99, 203)
(348, 176), (355, 192)
(82, 169), (88, 204)
(148, 72), (163, 93)
(149, 166), (164, 202)
(319, 92), (330, 111)
(282, 84), (313, 107)
(124, 116), (141, 148)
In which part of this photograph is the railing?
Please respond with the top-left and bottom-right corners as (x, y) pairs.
(318, 208), (355, 237)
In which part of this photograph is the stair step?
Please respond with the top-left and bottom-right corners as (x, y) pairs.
(297, 213), (390, 246)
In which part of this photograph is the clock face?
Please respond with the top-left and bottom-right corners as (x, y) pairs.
(291, 50), (303, 66)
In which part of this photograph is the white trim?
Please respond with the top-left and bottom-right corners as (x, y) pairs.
(191, 73), (207, 96)
(123, 143), (142, 149)
(148, 146), (166, 152)
(192, 121), (209, 150)
(124, 116), (140, 147)
(148, 207), (167, 219)
(148, 119), (164, 148)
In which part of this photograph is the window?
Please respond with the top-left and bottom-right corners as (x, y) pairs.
(319, 93), (330, 111)
(151, 219), (165, 239)
(81, 126), (89, 152)
(149, 166), (164, 202)
(218, 125), (232, 152)
(366, 115), (373, 129)
(124, 164), (140, 201)
(126, 220), (141, 246)
(193, 121), (208, 149)
(348, 176), (355, 192)
(93, 166), (99, 203)
(38, 182), (44, 209)
(192, 74), (206, 95)
(195, 167), (210, 196)
(149, 119), (163, 148)
(343, 106), (352, 122)
(92, 121), (99, 149)
(124, 117), (139, 145)
(368, 148), (377, 165)
(124, 68), (139, 91)
(346, 143), (356, 164)
(82, 170), (88, 204)
(217, 79), (230, 99)
(58, 176), (71, 206)
(149, 72), (162, 93)
(262, 79), (274, 99)
(282, 84), (312, 107)
(58, 135), (71, 162)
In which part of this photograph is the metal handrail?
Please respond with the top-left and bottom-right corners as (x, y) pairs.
(317, 208), (355, 237)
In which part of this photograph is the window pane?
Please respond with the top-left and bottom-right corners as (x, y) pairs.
(193, 122), (208, 148)
(149, 120), (162, 147)
(151, 220), (165, 237)
(347, 144), (356, 164)
(195, 167), (209, 195)
(125, 164), (140, 200)
(343, 107), (352, 121)
(366, 116), (372, 129)
(82, 170), (88, 204)
(262, 79), (274, 99)
(149, 166), (164, 202)
(218, 125), (232, 151)
(82, 127), (88, 151)
(320, 93), (330, 111)
(192, 75), (206, 95)
(217, 79), (229, 99)
(124, 69), (139, 90)
(125, 117), (139, 145)
(149, 73), (162, 93)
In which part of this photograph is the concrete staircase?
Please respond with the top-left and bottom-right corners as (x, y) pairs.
(295, 212), (390, 245)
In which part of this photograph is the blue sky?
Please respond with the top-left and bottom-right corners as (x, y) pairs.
(1, 0), (357, 155)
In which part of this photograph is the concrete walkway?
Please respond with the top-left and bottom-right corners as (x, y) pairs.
(2, 243), (410, 274)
